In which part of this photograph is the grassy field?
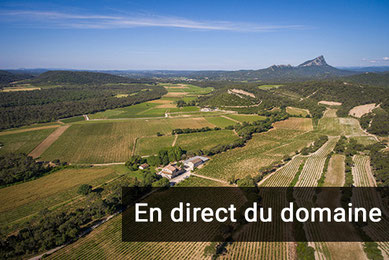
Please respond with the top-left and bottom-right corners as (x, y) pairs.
(176, 130), (239, 152)
(351, 136), (377, 145)
(204, 116), (236, 128)
(135, 135), (175, 156)
(60, 116), (85, 123)
(226, 114), (266, 123)
(317, 117), (343, 135)
(41, 118), (214, 163)
(0, 165), (127, 229)
(162, 83), (213, 95)
(339, 118), (366, 136)
(175, 176), (223, 186)
(258, 84), (282, 90)
(0, 128), (57, 155)
(89, 102), (161, 119)
(286, 106), (310, 117)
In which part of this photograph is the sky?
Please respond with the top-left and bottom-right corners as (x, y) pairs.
(0, 0), (388, 70)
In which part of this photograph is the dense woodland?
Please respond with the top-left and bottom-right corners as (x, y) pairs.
(0, 73), (166, 130)
(0, 70), (33, 85)
(0, 154), (53, 186)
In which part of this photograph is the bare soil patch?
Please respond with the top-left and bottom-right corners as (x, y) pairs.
(318, 100), (342, 106)
(349, 103), (377, 118)
(29, 125), (70, 158)
(228, 88), (256, 98)
(156, 103), (176, 108)
(2, 87), (41, 92)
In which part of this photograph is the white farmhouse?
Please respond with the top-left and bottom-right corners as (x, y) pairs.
(183, 156), (209, 170)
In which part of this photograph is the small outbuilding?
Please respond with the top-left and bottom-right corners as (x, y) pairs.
(139, 163), (149, 170)
(184, 156), (209, 170)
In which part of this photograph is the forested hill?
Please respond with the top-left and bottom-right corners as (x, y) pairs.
(343, 72), (389, 88)
(0, 72), (167, 129)
(0, 70), (33, 85)
(25, 70), (136, 85)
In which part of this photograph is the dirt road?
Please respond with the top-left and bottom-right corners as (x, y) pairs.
(28, 125), (70, 158)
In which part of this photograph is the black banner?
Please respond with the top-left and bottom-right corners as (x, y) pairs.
(122, 187), (389, 242)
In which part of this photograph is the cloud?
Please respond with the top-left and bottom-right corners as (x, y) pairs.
(362, 57), (389, 63)
(0, 10), (304, 32)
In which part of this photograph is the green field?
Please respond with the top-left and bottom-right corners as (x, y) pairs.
(258, 84), (283, 90)
(41, 118), (214, 163)
(0, 128), (56, 155)
(175, 176), (223, 186)
(161, 83), (213, 95)
(204, 116), (236, 128)
(176, 130), (240, 152)
(0, 165), (127, 229)
(226, 114), (267, 123)
(317, 117), (343, 135)
(351, 136), (377, 145)
(89, 102), (161, 119)
(135, 135), (175, 156)
(60, 116), (85, 123)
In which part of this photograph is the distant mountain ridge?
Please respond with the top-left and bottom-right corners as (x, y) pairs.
(5, 56), (373, 82)
(25, 70), (135, 85)
(100, 56), (357, 81)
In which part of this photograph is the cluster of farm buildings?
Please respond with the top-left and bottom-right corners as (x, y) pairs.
(156, 156), (209, 179)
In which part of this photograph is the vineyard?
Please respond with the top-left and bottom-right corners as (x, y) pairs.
(0, 166), (126, 230)
(40, 118), (214, 163)
(16, 100), (387, 259)
(0, 127), (56, 155)
(48, 185), (245, 260)
(352, 155), (389, 258)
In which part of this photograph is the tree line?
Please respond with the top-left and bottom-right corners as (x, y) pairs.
(0, 83), (167, 129)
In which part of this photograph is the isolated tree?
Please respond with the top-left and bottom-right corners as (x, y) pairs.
(77, 184), (92, 195)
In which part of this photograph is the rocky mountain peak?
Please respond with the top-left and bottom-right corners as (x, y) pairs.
(298, 55), (328, 67)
